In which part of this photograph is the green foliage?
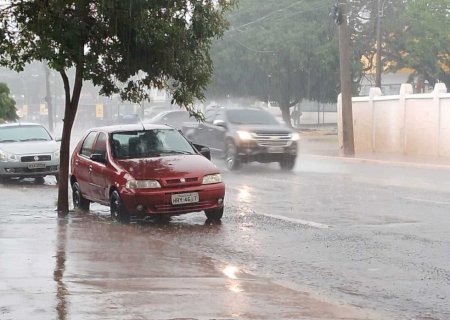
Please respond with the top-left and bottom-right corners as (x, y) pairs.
(208, 0), (341, 112)
(0, 83), (18, 122)
(0, 0), (235, 108)
(349, 0), (450, 88)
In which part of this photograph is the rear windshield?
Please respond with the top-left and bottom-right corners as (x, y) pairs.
(111, 129), (196, 159)
(0, 125), (52, 142)
(227, 109), (279, 125)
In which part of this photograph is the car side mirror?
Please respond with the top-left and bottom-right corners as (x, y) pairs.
(199, 147), (211, 160)
(55, 137), (62, 142)
(213, 119), (227, 128)
(90, 153), (107, 163)
(193, 143), (211, 160)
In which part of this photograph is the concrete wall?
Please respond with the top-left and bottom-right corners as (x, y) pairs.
(338, 83), (450, 157)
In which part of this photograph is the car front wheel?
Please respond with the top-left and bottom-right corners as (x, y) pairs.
(72, 182), (90, 211)
(205, 207), (224, 220)
(279, 156), (296, 171)
(110, 191), (130, 223)
(225, 140), (241, 171)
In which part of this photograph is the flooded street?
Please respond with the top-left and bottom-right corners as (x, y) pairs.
(1, 146), (449, 320)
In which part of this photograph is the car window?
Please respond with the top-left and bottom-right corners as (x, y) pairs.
(80, 131), (98, 157)
(0, 125), (52, 142)
(204, 108), (218, 123)
(214, 109), (226, 122)
(111, 129), (195, 159)
(92, 132), (107, 158)
(226, 109), (279, 125)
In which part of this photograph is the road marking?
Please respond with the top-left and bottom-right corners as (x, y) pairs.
(403, 197), (450, 206)
(305, 154), (450, 170)
(262, 213), (330, 229)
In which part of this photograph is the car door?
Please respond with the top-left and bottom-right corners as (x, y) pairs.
(89, 132), (110, 204)
(73, 131), (98, 199)
(206, 108), (227, 153)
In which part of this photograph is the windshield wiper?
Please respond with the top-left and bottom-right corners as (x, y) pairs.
(0, 139), (19, 143)
(161, 150), (194, 155)
(20, 138), (48, 142)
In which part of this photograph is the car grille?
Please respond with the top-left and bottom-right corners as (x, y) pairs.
(21, 155), (52, 162)
(154, 200), (215, 214)
(253, 133), (292, 147)
(163, 177), (199, 186)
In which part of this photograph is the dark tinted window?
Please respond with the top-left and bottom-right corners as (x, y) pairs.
(80, 132), (97, 157)
(226, 109), (279, 125)
(111, 129), (195, 159)
(93, 132), (107, 158)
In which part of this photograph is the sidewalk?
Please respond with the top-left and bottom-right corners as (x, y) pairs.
(298, 124), (450, 170)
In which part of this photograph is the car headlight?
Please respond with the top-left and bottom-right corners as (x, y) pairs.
(125, 179), (161, 189)
(202, 173), (222, 185)
(291, 132), (300, 141)
(237, 131), (253, 141)
(53, 150), (60, 159)
(0, 149), (19, 162)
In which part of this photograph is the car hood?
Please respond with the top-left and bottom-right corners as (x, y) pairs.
(232, 124), (294, 134)
(0, 140), (59, 155)
(115, 154), (219, 180)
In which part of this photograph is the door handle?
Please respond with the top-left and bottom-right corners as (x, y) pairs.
(88, 165), (93, 173)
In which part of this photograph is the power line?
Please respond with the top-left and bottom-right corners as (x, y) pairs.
(227, 37), (277, 54)
(222, 2), (331, 54)
(227, 1), (304, 33)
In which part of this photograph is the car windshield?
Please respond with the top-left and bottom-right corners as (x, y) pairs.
(111, 129), (196, 159)
(0, 125), (52, 142)
(227, 109), (279, 125)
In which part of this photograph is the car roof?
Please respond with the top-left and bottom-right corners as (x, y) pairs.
(87, 123), (174, 133)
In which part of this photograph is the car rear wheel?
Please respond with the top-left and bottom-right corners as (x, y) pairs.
(110, 191), (130, 223)
(72, 182), (90, 211)
(279, 156), (296, 171)
(205, 207), (224, 220)
(225, 140), (241, 171)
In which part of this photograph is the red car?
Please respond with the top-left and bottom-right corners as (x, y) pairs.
(70, 124), (225, 222)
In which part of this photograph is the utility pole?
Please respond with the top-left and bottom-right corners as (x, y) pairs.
(44, 63), (54, 133)
(375, 0), (384, 88)
(334, 0), (354, 156)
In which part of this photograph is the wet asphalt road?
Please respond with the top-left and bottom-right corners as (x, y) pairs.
(1, 145), (449, 320)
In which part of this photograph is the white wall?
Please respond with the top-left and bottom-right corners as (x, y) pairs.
(338, 83), (450, 157)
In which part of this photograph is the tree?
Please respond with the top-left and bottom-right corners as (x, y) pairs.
(207, 0), (341, 126)
(0, 0), (234, 214)
(0, 83), (18, 123)
(348, 0), (450, 90)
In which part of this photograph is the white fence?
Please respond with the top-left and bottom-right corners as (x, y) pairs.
(338, 83), (450, 157)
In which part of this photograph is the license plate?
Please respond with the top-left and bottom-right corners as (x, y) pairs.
(267, 146), (284, 153)
(171, 192), (199, 205)
(28, 163), (46, 169)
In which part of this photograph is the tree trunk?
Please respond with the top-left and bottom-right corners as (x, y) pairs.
(57, 69), (83, 215)
(280, 103), (292, 127)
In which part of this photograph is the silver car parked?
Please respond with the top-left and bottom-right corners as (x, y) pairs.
(0, 123), (60, 182)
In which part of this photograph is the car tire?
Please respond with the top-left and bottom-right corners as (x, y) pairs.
(72, 182), (90, 211)
(35, 176), (45, 184)
(279, 156), (296, 171)
(110, 191), (130, 223)
(205, 207), (224, 220)
(225, 140), (241, 171)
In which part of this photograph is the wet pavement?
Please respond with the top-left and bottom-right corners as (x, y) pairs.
(1, 129), (450, 320)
